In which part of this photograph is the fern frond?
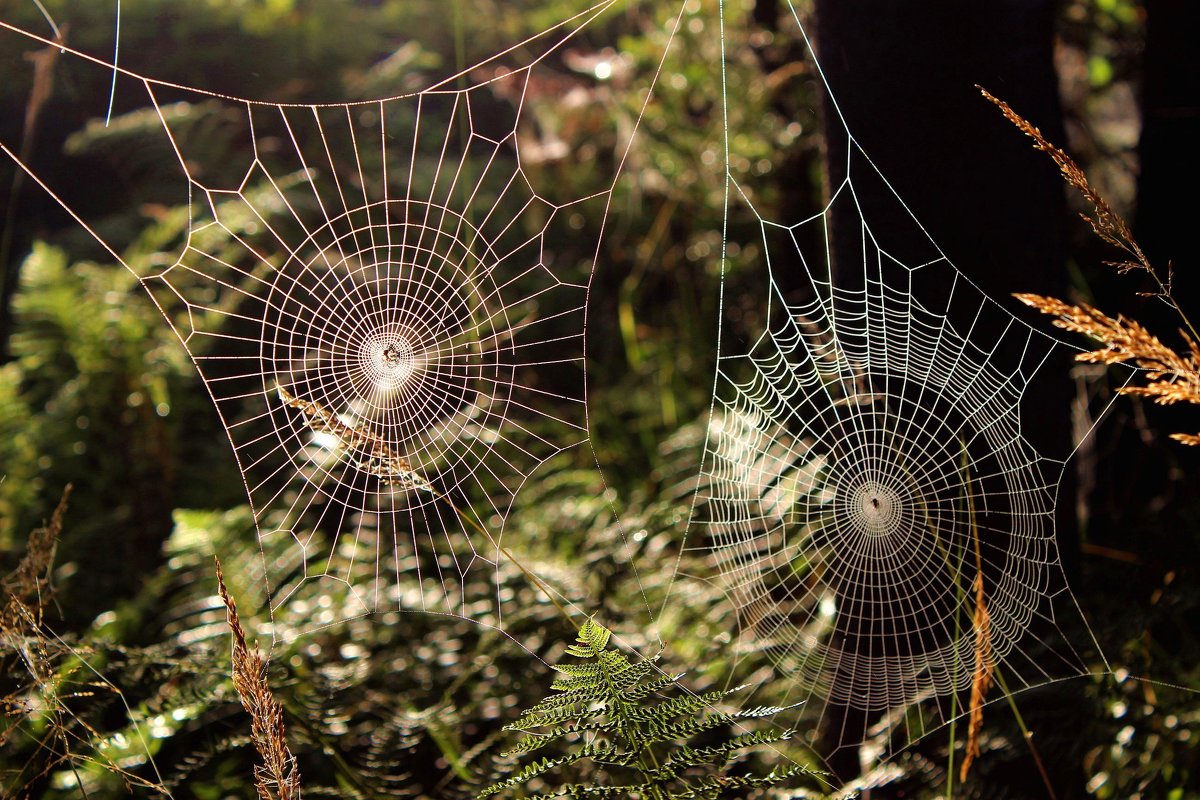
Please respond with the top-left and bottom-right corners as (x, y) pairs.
(522, 783), (654, 799)
(661, 729), (797, 771)
(606, 659), (661, 694)
(734, 703), (799, 719)
(561, 619), (610, 659)
(503, 719), (612, 756)
(517, 688), (602, 715)
(622, 672), (683, 701)
(624, 687), (733, 723)
(565, 784), (654, 797)
(480, 752), (593, 796)
(507, 701), (602, 733)
(483, 619), (824, 798)
(553, 662), (607, 681)
(479, 743), (637, 797)
(676, 763), (820, 798)
(641, 713), (735, 745)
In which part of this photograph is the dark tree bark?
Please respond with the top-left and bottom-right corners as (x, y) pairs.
(812, 0), (1068, 301)
(808, 0), (1075, 785)
(1062, 2), (1200, 701)
(1091, 0), (1200, 536)
(1136, 0), (1200, 284)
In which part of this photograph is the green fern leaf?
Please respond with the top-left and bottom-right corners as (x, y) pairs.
(662, 729), (796, 771)
(503, 719), (612, 756)
(623, 687), (733, 722)
(482, 619), (825, 799)
(507, 701), (601, 732)
(677, 762), (820, 798)
(622, 672), (683, 701)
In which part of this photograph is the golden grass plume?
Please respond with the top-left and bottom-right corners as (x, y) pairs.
(960, 572), (993, 783)
(1015, 292), (1200, 445)
(1015, 293), (1200, 417)
(215, 556), (301, 800)
(982, 87), (1200, 444)
(978, 87), (1154, 284)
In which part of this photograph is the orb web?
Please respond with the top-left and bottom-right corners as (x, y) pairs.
(0, 0), (665, 637)
(256, 196), (528, 509)
(2, 0), (1127, 771)
(669, 0), (1114, 753)
(706, 276), (1058, 713)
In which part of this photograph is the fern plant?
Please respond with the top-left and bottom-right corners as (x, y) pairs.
(481, 619), (822, 799)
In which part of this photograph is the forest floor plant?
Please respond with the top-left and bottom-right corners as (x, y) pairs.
(481, 618), (825, 800)
(1, 486), (173, 796)
(215, 556), (302, 800)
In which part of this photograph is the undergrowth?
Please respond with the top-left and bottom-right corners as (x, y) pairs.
(482, 619), (823, 800)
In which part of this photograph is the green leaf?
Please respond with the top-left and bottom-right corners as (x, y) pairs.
(484, 618), (822, 799)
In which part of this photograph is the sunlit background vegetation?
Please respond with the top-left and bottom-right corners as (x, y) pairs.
(0, 0), (1196, 797)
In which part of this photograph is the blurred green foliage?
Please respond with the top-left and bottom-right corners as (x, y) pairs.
(2, 241), (187, 608)
(0, 1), (1196, 798)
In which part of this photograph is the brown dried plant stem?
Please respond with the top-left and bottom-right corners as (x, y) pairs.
(3, 487), (174, 795)
(277, 385), (576, 625)
(214, 556), (301, 800)
(958, 465), (992, 785)
(2, 485), (69, 628)
(2, 485), (71, 760)
(954, 479), (1055, 798)
(959, 570), (991, 783)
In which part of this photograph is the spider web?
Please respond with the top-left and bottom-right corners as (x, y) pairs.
(666, 0), (1121, 754)
(0, 0), (1152, 781)
(0, 0), (678, 640)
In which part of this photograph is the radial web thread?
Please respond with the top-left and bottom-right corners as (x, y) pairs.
(0, 0), (1121, 761)
(0, 0), (657, 637)
(676, 0), (1115, 750)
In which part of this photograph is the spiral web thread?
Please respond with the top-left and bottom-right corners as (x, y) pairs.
(1, 0), (1129, 775)
(670, 0), (1115, 752)
(0, 0), (682, 639)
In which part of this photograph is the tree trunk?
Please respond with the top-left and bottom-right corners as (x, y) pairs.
(1091, 0), (1200, 538)
(1136, 0), (1200, 284)
(809, 0), (1073, 784)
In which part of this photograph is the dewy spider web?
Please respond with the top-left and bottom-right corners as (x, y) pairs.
(669, 0), (1120, 752)
(0, 0), (677, 639)
(1, 0), (1146, 777)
